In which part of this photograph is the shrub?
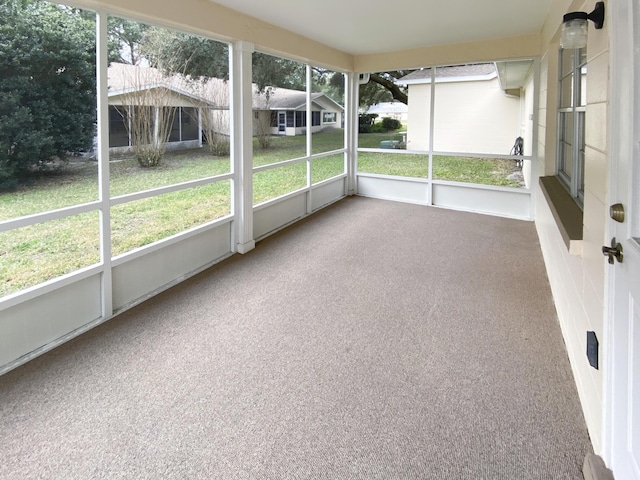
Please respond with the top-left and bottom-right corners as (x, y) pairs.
(358, 113), (378, 133)
(208, 134), (231, 156)
(370, 123), (385, 133)
(381, 117), (401, 131)
(0, 1), (96, 190)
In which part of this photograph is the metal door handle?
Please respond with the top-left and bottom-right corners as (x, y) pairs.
(602, 238), (623, 264)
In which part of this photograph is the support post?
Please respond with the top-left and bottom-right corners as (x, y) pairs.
(96, 10), (112, 318)
(345, 72), (358, 196)
(230, 41), (255, 254)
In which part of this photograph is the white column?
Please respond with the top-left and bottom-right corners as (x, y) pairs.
(96, 11), (112, 318)
(427, 67), (436, 206)
(198, 108), (203, 148)
(230, 41), (255, 254)
(529, 58), (541, 221)
(345, 72), (358, 195)
(306, 65), (313, 214)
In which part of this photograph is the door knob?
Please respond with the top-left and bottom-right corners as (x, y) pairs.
(602, 237), (623, 264)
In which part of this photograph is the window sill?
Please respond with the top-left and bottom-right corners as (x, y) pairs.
(539, 176), (583, 256)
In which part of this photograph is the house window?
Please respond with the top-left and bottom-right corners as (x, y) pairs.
(557, 47), (587, 206)
(311, 111), (320, 126)
(109, 106), (130, 147)
(323, 112), (336, 123)
(286, 111), (294, 127)
(181, 107), (199, 141)
(168, 107), (181, 142)
(295, 111), (306, 127)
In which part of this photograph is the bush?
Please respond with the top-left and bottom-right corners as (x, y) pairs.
(208, 134), (231, 156)
(358, 113), (378, 133)
(0, 1), (96, 190)
(381, 117), (401, 131)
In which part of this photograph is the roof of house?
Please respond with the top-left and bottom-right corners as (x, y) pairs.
(107, 63), (343, 112)
(396, 60), (534, 90)
(365, 102), (408, 115)
(256, 88), (344, 112)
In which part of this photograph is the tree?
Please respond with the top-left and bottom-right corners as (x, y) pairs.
(0, 0), (96, 190)
(107, 18), (148, 65)
(358, 71), (411, 107)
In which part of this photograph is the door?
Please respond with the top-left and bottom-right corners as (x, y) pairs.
(606, 0), (640, 478)
(278, 112), (286, 135)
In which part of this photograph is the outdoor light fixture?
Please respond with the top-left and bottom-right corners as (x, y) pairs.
(560, 1), (605, 49)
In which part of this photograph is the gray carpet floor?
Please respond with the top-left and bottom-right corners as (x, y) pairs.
(0, 197), (592, 479)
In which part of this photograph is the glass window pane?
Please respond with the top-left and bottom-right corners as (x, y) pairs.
(110, 181), (231, 256)
(312, 154), (345, 184)
(579, 66), (587, 107)
(0, 211), (100, 297)
(108, 17), (230, 194)
(253, 164), (307, 205)
(558, 112), (574, 179)
(0, 2), (97, 218)
(578, 111), (586, 194)
(560, 48), (575, 77)
(560, 74), (574, 108)
(433, 156), (524, 188)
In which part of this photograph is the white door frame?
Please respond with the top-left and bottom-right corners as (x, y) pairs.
(604, 0), (639, 477)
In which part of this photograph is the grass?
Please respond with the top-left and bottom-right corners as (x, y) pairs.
(0, 129), (520, 297)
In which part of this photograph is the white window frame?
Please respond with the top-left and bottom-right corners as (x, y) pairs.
(557, 47), (586, 207)
(323, 111), (337, 124)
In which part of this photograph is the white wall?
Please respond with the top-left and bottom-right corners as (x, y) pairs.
(534, 0), (610, 455)
(407, 77), (520, 154)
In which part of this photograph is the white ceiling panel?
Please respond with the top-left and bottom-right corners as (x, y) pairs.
(210, 0), (554, 55)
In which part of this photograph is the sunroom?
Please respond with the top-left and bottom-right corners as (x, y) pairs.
(0, 0), (637, 479)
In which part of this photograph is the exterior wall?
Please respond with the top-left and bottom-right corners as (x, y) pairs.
(405, 83), (432, 150)
(534, 0), (609, 455)
(109, 139), (201, 157)
(406, 77), (520, 154)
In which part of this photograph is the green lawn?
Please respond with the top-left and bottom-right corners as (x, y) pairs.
(0, 129), (521, 297)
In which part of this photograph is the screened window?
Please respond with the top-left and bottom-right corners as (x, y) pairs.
(295, 111), (306, 127)
(109, 106), (129, 147)
(557, 47), (587, 206)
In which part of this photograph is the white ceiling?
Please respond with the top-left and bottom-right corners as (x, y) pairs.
(210, 0), (554, 55)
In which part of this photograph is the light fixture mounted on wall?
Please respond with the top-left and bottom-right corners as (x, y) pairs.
(560, 1), (605, 49)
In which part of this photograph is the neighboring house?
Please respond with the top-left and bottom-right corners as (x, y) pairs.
(365, 101), (408, 123)
(397, 62), (533, 156)
(253, 87), (344, 136)
(107, 63), (344, 155)
(107, 63), (228, 155)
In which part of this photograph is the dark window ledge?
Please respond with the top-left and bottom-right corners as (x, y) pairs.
(539, 176), (583, 255)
